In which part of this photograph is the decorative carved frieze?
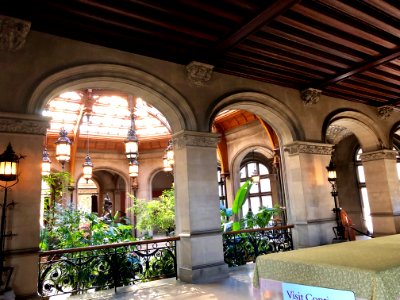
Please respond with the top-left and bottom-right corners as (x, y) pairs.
(173, 131), (219, 150)
(0, 113), (49, 135)
(284, 141), (334, 156)
(377, 105), (394, 120)
(0, 15), (31, 52)
(186, 61), (214, 86)
(360, 149), (398, 162)
(326, 125), (353, 144)
(300, 88), (321, 106)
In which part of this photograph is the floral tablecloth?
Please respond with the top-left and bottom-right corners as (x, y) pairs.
(253, 234), (400, 300)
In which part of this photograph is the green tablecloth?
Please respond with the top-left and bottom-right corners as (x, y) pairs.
(253, 234), (400, 300)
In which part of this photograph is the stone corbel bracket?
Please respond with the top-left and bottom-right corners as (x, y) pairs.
(377, 105), (394, 120)
(300, 88), (322, 106)
(186, 61), (214, 86)
(0, 15), (31, 52)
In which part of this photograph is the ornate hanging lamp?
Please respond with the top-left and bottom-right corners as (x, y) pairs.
(124, 96), (139, 160)
(82, 114), (93, 182)
(41, 148), (51, 176)
(55, 128), (72, 169)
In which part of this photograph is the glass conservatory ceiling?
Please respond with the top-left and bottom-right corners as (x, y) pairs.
(43, 91), (171, 140)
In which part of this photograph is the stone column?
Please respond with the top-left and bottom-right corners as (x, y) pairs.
(0, 112), (49, 298)
(283, 141), (335, 247)
(172, 130), (228, 283)
(360, 149), (400, 235)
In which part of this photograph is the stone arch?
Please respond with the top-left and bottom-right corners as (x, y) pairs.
(27, 63), (197, 133)
(323, 110), (385, 152)
(208, 91), (305, 145)
(148, 168), (174, 198)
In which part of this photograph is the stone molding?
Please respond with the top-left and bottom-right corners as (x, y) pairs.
(0, 112), (49, 135)
(300, 88), (321, 106)
(173, 131), (219, 149)
(0, 15), (31, 51)
(360, 149), (398, 162)
(284, 141), (334, 155)
(186, 61), (214, 86)
(377, 105), (394, 120)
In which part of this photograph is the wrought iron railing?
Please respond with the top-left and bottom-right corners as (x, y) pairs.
(38, 236), (179, 297)
(222, 225), (294, 267)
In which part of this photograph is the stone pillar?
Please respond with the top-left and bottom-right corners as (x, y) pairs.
(0, 112), (49, 298)
(173, 130), (228, 283)
(360, 149), (400, 235)
(283, 141), (335, 247)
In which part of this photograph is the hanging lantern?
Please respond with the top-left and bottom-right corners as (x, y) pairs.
(326, 158), (337, 183)
(55, 128), (72, 168)
(0, 143), (21, 182)
(163, 154), (172, 172)
(129, 159), (139, 178)
(82, 154), (94, 182)
(166, 140), (174, 167)
(124, 127), (139, 160)
(251, 169), (260, 183)
(41, 148), (51, 176)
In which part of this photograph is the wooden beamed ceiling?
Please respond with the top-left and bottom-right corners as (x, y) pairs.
(2, 0), (400, 108)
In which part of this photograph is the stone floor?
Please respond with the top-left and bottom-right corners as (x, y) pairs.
(54, 263), (256, 300)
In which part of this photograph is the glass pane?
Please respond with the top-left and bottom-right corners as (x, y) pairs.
(360, 187), (373, 234)
(250, 182), (259, 194)
(261, 196), (273, 208)
(247, 163), (256, 175)
(242, 200), (249, 217)
(357, 165), (366, 183)
(260, 178), (271, 192)
(259, 163), (269, 175)
(356, 148), (362, 161)
(250, 197), (261, 214)
(240, 167), (246, 179)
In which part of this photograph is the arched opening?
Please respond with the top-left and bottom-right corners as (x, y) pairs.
(151, 170), (173, 198)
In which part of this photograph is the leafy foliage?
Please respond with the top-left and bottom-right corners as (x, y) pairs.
(131, 188), (175, 236)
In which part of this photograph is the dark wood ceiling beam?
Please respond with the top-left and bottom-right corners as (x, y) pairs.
(326, 85), (391, 103)
(248, 35), (351, 69)
(277, 16), (379, 56)
(214, 0), (301, 54)
(226, 52), (324, 80)
(293, 4), (396, 48)
(338, 81), (399, 100)
(238, 43), (337, 75)
(349, 76), (400, 95)
(313, 47), (400, 89)
(356, 0), (400, 23)
(322, 90), (381, 106)
(266, 27), (364, 63)
(363, 70), (400, 86)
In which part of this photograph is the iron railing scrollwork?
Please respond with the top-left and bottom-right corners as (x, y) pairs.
(38, 236), (179, 297)
(222, 225), (294, 267)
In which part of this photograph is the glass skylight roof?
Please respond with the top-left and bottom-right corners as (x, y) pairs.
(43, 91), (171, 139)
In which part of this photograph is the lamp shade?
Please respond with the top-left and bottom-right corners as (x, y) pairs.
(82, 154), (94, 181)
(55, 128), (72, 165)
(129, 159), (139, 177)
(326, 159), (337, 182)
(41, 148), (51, 176)
(0, 143), (20, 182)
(124, 128), (138, 160)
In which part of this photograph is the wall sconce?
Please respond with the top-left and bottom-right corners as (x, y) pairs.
(0, 143), (23, 292)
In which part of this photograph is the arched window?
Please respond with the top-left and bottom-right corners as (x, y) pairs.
(217, 167), (227, 208)
(77, 177), (98, 213)
(355, 148), (373, 234)
(240, 159), (272, 216)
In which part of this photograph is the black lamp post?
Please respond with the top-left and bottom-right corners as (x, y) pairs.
(0, 143), (23, 292)
(326, 158), (345, 241)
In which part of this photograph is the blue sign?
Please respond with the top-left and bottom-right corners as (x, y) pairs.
(282, 282), (355, 300)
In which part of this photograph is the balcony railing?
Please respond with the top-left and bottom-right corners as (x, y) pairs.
(38, 236), (179, 297)
(222, 225), (294, 267)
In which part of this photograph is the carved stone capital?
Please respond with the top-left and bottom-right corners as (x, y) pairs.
(377, 105), (394, 120)
(0, 112), (50, 135)
(284, 141), (334, 156)
(0, 15), (31, 52)
(300, 88), (322, 106)
(360, 149), (398, 162)
(186, 61), (214, 86)
(326, 125), (353, 144)
(173, 131), (219, 150)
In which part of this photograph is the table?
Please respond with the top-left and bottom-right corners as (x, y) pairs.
(253, 234), (400, 300)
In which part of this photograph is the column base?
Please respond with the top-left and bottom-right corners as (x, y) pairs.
(179, 261), (228, 283)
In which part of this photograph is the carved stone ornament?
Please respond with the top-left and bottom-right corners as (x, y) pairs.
(360, 149), (398, 162)
(0, 15), (31, 52)
(173, 131), (220, 150)
(186, 61), (214, 86)
(326, 125), (353, 144)
(377, 105), (394, 120)
(284, 141), (334, 156)
(0, 113), (49, 135)
(300, 88), (322, 106)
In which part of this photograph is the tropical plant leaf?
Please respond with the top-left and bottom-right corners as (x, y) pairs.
(232, 221), (241, 231)
(232, 180), (252, 214)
